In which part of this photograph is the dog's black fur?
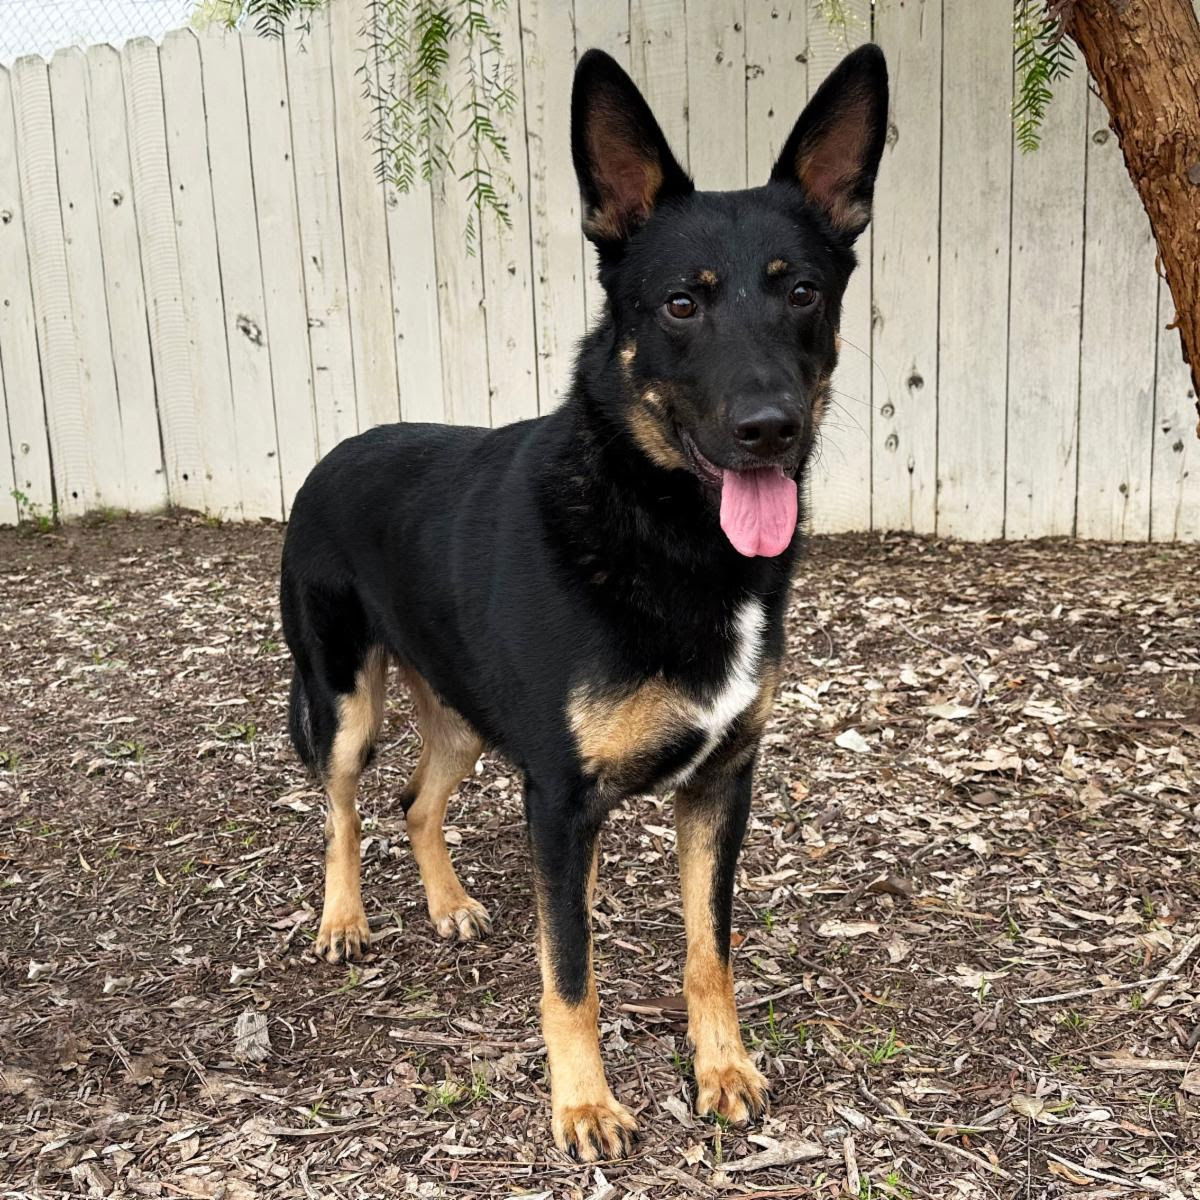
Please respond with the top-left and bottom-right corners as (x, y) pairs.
(281, 45), (887, 1160)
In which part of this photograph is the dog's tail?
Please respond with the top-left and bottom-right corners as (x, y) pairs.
(288, 668), (320, 773)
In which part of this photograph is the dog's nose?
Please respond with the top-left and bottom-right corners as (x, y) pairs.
(731, 404), (800, 459)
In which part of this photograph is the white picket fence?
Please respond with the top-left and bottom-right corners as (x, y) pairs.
(0, 0), (1197, 540)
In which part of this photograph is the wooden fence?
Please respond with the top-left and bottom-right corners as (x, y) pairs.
(0, 0), (1197, 540)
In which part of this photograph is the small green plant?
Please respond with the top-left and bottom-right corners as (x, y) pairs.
(104, 739), (146, 762)
(467, 1067), (491, 1102)
(10, 489), (56, 533)
(0, 749), (18, 772)
(258, 637), (282, 656)
(858, 1028), (904, 1065)
(425, 1076), (467, 1113)
(218, 721), (258, 744)
(671, 1045), (693, 1075)
(1059, 1009), (1088, 1031)
(750, 1002), (809, 1054)
(880, 1170), (914, 1200)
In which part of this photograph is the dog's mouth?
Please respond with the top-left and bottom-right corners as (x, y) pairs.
(678, 430), (799, 559)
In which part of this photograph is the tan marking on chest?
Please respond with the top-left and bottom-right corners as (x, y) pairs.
(568, 680), (694, 776)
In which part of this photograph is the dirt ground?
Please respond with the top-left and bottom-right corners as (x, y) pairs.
(0, 516), (1197, 1200)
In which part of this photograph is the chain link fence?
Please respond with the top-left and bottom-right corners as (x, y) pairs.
(1, 0), (194, 64)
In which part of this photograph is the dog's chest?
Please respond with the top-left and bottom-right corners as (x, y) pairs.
(570, 598), (769, 789)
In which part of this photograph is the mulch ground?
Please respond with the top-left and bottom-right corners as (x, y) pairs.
(0, 516), (1197, 1200)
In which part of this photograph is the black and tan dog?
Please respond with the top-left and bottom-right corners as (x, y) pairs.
(280, 45), (887, 1160)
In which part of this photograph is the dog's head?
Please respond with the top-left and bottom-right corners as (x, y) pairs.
(572, 46), (887, 557)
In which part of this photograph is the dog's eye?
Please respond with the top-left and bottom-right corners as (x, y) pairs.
(665, 293), (697, 320)
(788, 283), (818, 309)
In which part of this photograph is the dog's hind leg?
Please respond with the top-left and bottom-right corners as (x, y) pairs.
(312, 647), (388, 963)
(399, 670), (490, 941)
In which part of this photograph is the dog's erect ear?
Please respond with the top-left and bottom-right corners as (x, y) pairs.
(572, 49), (693, 244)
(770, 44), (888, 240)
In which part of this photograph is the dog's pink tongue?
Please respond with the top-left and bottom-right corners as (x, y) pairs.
(719, 468), (798, 557)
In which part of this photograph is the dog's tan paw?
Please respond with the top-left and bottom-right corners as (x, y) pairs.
(552, 1097), (638, 1163)
(431, 896), (491, 942)
(314, 904), (371, 963)
(695, 1057), (769, 1125)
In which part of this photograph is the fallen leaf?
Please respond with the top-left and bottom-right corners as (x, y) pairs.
(1047, 1160), (1092, 1185)
(817, 919), (880, 939)
(834, 728), (872, 754)
(922, 702), (975, 720)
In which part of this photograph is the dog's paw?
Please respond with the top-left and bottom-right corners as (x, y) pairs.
(314, 904), (371, 963)
(552, 1097), (638, 1163)
(695, 1057), (769, 1125)
(431, 896), (492, 942)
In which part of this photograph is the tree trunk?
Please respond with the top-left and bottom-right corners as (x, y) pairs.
(1062, 0), (1200, 433)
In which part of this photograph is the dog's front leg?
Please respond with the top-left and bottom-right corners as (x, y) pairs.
(527, 778), (636, 1162)
(675, 759), (768, 1123)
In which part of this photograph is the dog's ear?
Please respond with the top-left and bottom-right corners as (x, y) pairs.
(572, 49), (692, 244)
(770, 44), (888, 241)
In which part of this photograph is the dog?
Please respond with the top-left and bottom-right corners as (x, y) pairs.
(280, 43), (887, 1161)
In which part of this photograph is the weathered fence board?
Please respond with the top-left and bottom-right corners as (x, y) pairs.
(158, 30), (239, 516)
(199, 30), (284, 520)
(1, 8), (1196, 541)
(1152, 276), (1200, 542)
(573, 0), (630, 327)
(936, 1), (1012, 541)
(1006, 64), (1087, 539)
(806, 1), (873, 535)
(479, 0), (540, 427)
(85, 44), (166, 513)
(871, 0), (941, 535)
(125, 35), (207, 513)
(0, 65), (55, 518)
(13, 54), (93, 515)
(329, 0), (400, 433)
(520, 0), (584, 414)
(1076, 89), (1158, 542)
(429, 31), (491, 429)
(686, 0), (746, 191)
(49, 49), (127, 512)
(286, 10), (360, 453)
(241, 30), (319, 515)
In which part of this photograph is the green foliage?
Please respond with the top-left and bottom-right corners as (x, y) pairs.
(813, 2), (1077, 154)
(812, 0), (868, 50)
(365, 0), (515, 251)
(10, 489), (56, 533)
(1013, 0), (1075, 152)
(203, 0), (513, 250)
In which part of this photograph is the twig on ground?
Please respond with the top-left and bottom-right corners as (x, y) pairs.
(1017, 974), (1175, 1006)
(896, 619), (987, 708)
(856, 1075), (1013, 1182)
(1144, 932), (1200, 1004)
(1044, 1151), (1173, 1195)
(795, 953), (864, 1017)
